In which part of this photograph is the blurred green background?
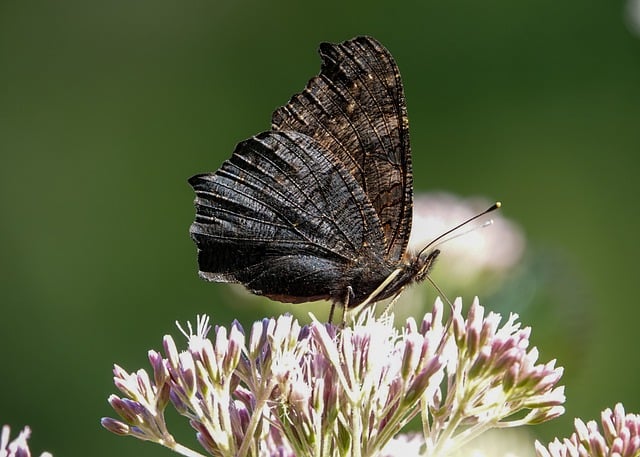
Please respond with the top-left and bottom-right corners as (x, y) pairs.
(1, 0), (639, 455)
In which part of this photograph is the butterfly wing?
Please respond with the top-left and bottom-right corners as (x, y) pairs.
(189, 130), (388, 303)
(272, 36), (413, 262)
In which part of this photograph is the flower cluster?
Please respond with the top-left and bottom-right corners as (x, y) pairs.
(102, 298), (565, 457)
(423, 299), (565, 455)
(0, 425), (52, 457)
(535, 403), (640, 457)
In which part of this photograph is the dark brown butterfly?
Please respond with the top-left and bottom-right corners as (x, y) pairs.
(189, 36), (446, 318)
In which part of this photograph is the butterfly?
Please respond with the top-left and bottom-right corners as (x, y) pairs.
(189, 36), (480, 319)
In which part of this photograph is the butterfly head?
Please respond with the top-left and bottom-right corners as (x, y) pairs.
(408, 248), (441, 284)
(365, 248), (441, 305)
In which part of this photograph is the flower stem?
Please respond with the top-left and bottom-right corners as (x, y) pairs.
(168, 442), (209, 457)
(351, 398), (362, 457)
(237, 381), (275, 457)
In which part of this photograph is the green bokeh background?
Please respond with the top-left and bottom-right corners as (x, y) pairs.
(1, 0), (639, 455)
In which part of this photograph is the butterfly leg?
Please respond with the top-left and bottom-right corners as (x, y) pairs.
(339, 286), (354, 326)
(328, 301), (337, 324)
(329, 286), (354, 325)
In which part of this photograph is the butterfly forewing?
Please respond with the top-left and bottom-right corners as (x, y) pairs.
(271, 36), (413, 262)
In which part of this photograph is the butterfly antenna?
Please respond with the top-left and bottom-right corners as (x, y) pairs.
(417, 202), (502, 258)
(435, 219), (495, 247)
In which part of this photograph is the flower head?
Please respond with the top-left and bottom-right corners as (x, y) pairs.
(409, 193), (525, 284)
(421, 298), (565, 456)
(389, 193), (527, 323)
(535, 403), (640, 457)
(0, 425), (52, 457)
(102, 299), (564, 457)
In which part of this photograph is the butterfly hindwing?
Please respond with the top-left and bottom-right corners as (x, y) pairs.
(189, 130), (389, 302)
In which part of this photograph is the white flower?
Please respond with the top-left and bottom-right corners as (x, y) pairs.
(0, 425), (53, 457)
(409, 193), (525, 285)
(103, 298), (565, 457)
